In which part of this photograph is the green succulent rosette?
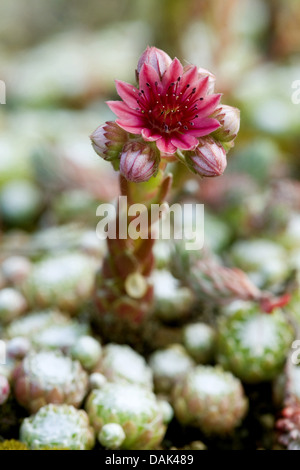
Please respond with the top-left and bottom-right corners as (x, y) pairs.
(173, 365), (248, 435)
(22, 253), (96, 314)
(20, 404), (95, 450)
(86, 382), (166, 450)
(13, 350), (88, 413)
(216, 305), (294, 383)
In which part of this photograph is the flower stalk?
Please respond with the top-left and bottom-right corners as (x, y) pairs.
(91, 46), (240, 326)
(94, 166), (172, 323)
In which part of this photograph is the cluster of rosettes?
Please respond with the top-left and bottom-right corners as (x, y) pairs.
(90, 47), (240, 183)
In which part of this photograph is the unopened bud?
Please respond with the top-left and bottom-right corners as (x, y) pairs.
(137, 46), (172, 80)
(90, 121), (128, 169)
(186, 138), (227, 177)
(120, 142), (160, 183)
(212, 105), (240, 143)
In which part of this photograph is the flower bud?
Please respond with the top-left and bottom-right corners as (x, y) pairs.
(90, 121), (128, 168)
(136, 46), (172, 80)
(186, 138), (227, 177)
(212, 105), (240, 143)
(120, 142), (160, 183)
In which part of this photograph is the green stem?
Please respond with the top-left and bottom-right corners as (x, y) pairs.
(94, 169), (172, 323)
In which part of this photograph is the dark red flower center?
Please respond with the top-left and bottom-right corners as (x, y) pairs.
(135, 78), (204, 134)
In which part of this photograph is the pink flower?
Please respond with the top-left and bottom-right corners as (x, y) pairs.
(120, 142), (159, 183)
(107, 49), (221, 155)
(186, 137), (227, 177)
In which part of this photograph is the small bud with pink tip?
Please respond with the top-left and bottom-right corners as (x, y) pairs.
(120, 142), (160, 183)
(186, 138), (227, 177)
(212, 105), (240, 143)
(90, 121), (128, 169)
(136, 46), (172, 80)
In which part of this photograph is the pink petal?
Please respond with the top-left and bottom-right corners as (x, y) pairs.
(116, 120), (145, 134)
(139, 63), (161, 98)
(180, 65), (198, 91)
(162, 58), (183, 91)
(171, 133), (199, 150)
(142, 128), (162, 141)
(187, 118), (221, 137)
(179, 75), (209, 101)
(156, 136), (177, 154)
(191, 76), (210, 102)
(107, 101), (141, 120)
(115, 80), (139, 108)
(196, 94), (221, 117)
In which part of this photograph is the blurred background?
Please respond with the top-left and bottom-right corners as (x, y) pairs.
(0, 0), (300, 256)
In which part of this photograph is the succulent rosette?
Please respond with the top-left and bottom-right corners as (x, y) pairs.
(31, 321), (89, 353)
(86, 382), (166, 450)
(183, 322), (216, 364)
(0, 288), (27, 325)
(90, 46), (239, 183)
(13, 350), (88, 413)
(1, 256), (32, 286)
(5, 309), (69, 340)
(98, 344), (153, 389)
(71, 336), (102, 371)
(216, 305), (294, 383)
(149, 344), (195, 394)
(22, 253), (96, 314)
(152, 269), (195, 322)
(20, 404), (95, 450)
(230, 239), (288, 288)
(172, 365), (248, 435)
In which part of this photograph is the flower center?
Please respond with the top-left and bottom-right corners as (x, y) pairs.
(136, 78), (203, 134)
